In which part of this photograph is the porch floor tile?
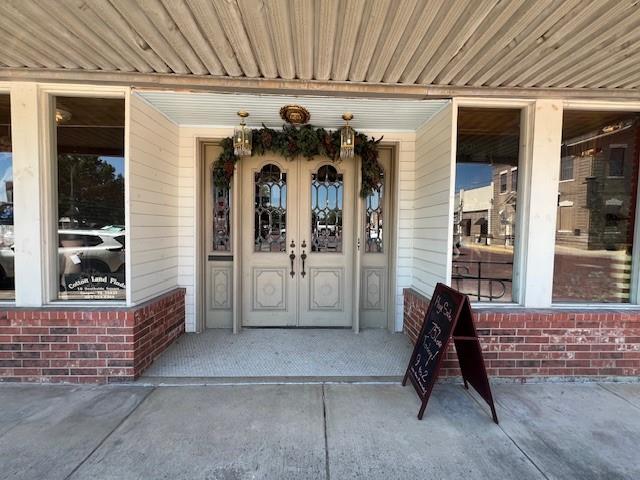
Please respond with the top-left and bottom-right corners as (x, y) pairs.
(142, 328), (412, 379)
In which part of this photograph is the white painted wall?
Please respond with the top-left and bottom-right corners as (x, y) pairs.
(128, 94), (180, 304)
(411, 104), (456, 297)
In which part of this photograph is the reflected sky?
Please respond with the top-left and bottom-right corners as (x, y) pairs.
(0, 152), (12, 203)
(455, 163), (492, 191)
(100, 156), (124, 177)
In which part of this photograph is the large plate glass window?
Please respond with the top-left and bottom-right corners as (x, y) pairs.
(0, 94), (14, 300)
(552, 110), (640, 303)
(452, 108), (522, 303)
(55, 97), (125, 300)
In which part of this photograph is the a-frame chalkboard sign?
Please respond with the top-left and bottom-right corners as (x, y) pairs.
(402, 283), (498, 423)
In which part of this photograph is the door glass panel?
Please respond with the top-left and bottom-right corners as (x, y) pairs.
(213, 184), (231, 251)
(311, 165), (343, 253)
(254, 164), (287, 252)
(365, 172), (384, 253)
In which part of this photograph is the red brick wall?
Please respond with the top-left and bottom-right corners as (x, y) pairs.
(0, 288), (185, 384)
(404, 288), (640, 379)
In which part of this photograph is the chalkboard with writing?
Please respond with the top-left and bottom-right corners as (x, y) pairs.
(403, 283), (498, 423)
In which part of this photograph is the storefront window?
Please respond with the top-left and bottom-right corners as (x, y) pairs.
(552, 110), (640, 303)
(55, 97), (125, 300)
(452, 108), (521, 302)
(0, 94), (14, 300)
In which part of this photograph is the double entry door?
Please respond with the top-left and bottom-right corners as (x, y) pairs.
(242, 155), (355, 327)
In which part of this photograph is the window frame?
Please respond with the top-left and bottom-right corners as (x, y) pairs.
(608, 145), (626, 178)
(559, 156), (574, 182)
(0, 89), (15, 303)
(499, 170), (508, 194)
(452, 99), (529, 307)
(40, 86), (129, 306)
(554, 101), (640, 307)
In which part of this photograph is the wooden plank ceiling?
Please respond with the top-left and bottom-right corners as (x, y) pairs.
(2, 0), (640, 91)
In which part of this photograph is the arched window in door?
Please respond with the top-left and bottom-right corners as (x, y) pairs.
(311, 164), (343, 253)
(254, 163), (287, 252)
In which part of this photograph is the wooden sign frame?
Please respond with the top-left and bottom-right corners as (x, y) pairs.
(403, 283), (498, 423)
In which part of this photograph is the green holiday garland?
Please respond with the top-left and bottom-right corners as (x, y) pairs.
(213, 124), (383, 197)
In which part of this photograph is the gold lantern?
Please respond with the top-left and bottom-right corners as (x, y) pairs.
(234, 111), (252, 156)
(340, 113), (355, 159)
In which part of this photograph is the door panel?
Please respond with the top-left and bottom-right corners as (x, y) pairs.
(298, 159), (355, 327)
(242, 157), (298, 326)
(360, 148), (392, 328)
(204, 144), (233, 328)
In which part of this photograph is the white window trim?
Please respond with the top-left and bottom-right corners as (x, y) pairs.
(38, 84), (130, 307)
(452, 98), (537, 306)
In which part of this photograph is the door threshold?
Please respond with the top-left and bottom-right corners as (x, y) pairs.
(136, 375), (403, 386)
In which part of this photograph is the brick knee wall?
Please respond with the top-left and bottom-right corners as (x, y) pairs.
(0, 288), (185, 384)
(404, 288), (640, 379)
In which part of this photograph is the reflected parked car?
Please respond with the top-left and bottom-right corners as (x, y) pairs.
(0, 229), (126, 284)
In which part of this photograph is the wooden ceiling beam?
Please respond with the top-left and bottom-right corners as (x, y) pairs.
(264, 0), (296, 80)
(12, 0), (113, 71)
(348, 0), (391, 82)
(3, 68), (640, 100)
(109, 0), (189, 74)
(440, 0), (545, 85)
(400, 0), (467, 84)
(418, 0), (497, 85)
(0, 2), (94, 70)
(43, 0), (135, 72)
(291, 0), (314, 80)
(469, 0), (580, 87)
(0, 26), (56, 69)
(185, 0), (242, 77)
(331, 0), (366, 81)
(517, 2), (638, 87)
(382, 0), (444, 84)
(136, 0), (208, 75)
(214, 0), (261, 78)
(365, 0), (417, 83)
(314, 0), (339, 81)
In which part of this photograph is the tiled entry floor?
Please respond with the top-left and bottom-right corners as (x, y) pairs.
(142, 328), (413, 379)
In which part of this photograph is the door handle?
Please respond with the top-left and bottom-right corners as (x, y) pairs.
(289, 249), (296, 278)
(300, 240), (307, 278)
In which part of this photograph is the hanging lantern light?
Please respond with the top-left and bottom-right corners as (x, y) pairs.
(233, 111), (252, 157)
(340, 113), (355, 159)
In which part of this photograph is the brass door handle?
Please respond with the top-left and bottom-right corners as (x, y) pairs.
(289, 250), (296, 278)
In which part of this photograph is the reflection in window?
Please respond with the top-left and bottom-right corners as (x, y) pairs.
(213, 184), (231, 251)
(365, 172), (384, 253)
(452, 108), (521, 303)
(56, 97), (125, 300)
(254, 164), (287, 252)
(553, 111), (639, 303)
(311, 165), (343, 253)
(560, 157), (574, 181)
(0, 94), (13, 300)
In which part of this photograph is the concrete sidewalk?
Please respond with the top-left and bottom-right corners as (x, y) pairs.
(0, 382), (639, 479)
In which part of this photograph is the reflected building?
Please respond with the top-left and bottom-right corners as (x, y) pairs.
(556, 118), (639, 252)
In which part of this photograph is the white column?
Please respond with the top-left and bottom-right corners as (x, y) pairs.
(10, 83), (45, 306)
(520, 100), (563, 307)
